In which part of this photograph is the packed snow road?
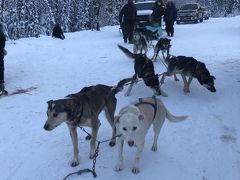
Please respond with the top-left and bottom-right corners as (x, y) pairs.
(0, 16), (240, 180)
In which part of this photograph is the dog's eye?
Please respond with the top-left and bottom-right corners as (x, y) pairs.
(53, 113), (58, 117)
(123, 127), (127, 131)
(133, 127), (137, 131)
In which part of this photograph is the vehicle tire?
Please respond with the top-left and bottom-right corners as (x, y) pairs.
(194, 20), (198, 24)
(206, 17), (209, 20)
(176, 21), (180, 24)
(200, 18), (203, 22)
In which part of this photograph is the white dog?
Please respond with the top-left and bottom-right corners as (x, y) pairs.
(114, 97), (188, 174)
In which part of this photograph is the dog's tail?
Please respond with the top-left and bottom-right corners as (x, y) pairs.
(118, 45), (142, 60)
(111, 77), (133, 95)
(166, 109), (188, 122)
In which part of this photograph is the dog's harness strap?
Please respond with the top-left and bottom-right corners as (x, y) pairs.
(71, 102), (84, 126)
(135, 96), (157, 121)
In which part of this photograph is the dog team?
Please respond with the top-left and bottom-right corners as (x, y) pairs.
(43, 24), (216, 175)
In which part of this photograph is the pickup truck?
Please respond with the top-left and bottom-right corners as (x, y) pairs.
(177, 3), (203, 24)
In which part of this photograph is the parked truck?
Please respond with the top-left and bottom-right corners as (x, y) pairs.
(177, 3), (203, 24)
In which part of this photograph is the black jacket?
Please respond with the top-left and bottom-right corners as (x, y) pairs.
(164, 5), (177, 22)
(151, 4), (165, 22)
(0, 32), (6, 56)
(52, 25), (65, 39)
(119, 3), (137, 23)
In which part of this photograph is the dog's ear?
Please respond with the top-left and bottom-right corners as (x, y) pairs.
(114, 116), (120, 124)
(47, 100), (54, 111)
(47, 100), (53, 105)
(47, 100), (53, 109)
(138, 114), (144, 121)
(211, 75), (216, 80)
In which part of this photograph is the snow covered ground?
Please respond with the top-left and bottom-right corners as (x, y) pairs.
(1, 16), (240, 180)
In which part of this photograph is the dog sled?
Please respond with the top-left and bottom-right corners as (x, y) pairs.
(145, 25), (163, 39)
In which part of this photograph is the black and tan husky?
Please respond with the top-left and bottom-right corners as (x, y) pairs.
(43, 78), (132, 167)
(160, 55), (216, 93)
(152, 38), (172, 62)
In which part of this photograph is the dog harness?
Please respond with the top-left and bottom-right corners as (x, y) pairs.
(134, 96), (157, 121)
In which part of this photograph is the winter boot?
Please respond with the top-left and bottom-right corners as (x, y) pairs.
(0, 83), (8, 96)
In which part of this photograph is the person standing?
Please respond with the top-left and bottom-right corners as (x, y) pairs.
(119, 0), (137, 43)
(164, 0), (177, 37)
(52, 23), (65, 40)
(0, 23), (8, 95)
(151, 0), (165, 27)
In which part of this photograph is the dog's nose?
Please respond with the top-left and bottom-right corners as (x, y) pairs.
(43, 123), (50, 131)
(208, 87), (216, 92)
(211, 88), (216, 92)
(128, 140), (134, 147)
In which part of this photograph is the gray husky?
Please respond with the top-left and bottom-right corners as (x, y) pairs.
(43, 78), (131, 166)
(133, 29), (148, 54)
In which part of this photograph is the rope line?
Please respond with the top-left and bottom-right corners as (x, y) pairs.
(63, 127), (122, 180)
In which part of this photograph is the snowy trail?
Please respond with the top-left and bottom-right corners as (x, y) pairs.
(0, 17), (240, 180)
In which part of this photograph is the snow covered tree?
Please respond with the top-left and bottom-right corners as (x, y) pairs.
(0, 0), (4, 22)
(41, 0), (55, 35)
(1, 0), (239, 39)
(69, 0), (79, 32)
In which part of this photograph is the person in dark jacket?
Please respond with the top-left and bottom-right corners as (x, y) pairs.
(119, 0), (137, 43)
(163, 1), (177, 37)
(0, 23), (8, 95)
(52, 23), (65, 40)
(151, 0), (165, 27)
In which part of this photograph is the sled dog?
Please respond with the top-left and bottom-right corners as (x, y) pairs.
(139, 28), (159, 48)
(133, 29), (148, 54)
(160, 55), (216, 93)
(118, 45), (167, 97)
(114, 96), (187, 174)
(43, 78), (132, 166)
(152, 38), (171, 62)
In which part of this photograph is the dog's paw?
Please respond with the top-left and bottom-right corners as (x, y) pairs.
(183, 89), (190, 93)
(70, 159), (79, 167)
(85, 134), (92, 140)
(160, 90), (168, 97)
(183, 86), (190, 93)
(151, 145), (158, 151)
(132, 167), (140, 174)
(161, 93), (168, 97)
(114, 162), (124, 171)
(89, 150), (95, 159)
(109, 141), (116, 147)
(124, 92), (130, 96)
